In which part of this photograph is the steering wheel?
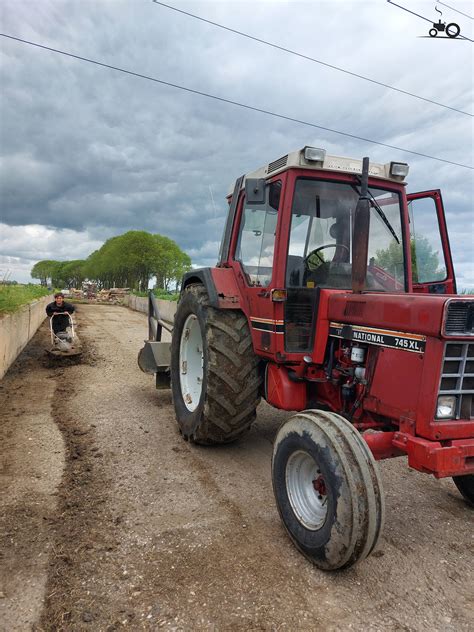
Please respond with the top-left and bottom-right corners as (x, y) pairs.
(304, 244), (350, 270)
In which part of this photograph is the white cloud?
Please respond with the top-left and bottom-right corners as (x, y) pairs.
(0, 223), (103, 282)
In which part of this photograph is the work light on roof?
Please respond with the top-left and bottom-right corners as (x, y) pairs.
(304, 147), (326, 163)
(390, 162), (409, 178)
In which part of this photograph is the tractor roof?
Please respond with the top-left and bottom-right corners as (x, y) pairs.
(229, 147), (408, 195)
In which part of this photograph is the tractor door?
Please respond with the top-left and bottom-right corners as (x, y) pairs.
(230, 177), (285, 357)
(407, 190), (456, 294)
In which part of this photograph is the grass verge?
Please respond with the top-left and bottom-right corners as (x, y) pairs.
(0, 284), (50, 314)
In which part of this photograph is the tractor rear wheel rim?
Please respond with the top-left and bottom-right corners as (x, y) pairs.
(179, 314), (204, 412)
(286, 450), (328, 530)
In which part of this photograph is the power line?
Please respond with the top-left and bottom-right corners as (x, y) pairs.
(1, 33), (472, 170)
(152, 1), (473, 117)
(386, 0), (438, 25)
(438, 1), (473, 20)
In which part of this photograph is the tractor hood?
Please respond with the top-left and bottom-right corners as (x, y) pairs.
(327, 292), (472, 339)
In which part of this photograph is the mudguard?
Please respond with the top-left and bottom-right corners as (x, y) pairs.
(181, 268), (242, 309)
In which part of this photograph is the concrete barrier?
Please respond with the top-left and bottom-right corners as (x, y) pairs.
(0, 295), (53, 380)
(122, 295), (177, 325)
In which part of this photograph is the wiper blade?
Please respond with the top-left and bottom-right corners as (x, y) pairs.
(352, 181), (400, 244)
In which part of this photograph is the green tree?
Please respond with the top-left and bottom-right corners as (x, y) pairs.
(34, 231), (192, 292)
(31, 260), (64, 286)
(153, 235), (192, 290)
(374, 237), (445, 284)
(31, 260), (53, 286)
(83, 230), (191, 291)
(61, 260), (86, 288)
(410, 236), (445, 283)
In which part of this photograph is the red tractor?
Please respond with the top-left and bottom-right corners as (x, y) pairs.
(140, 147), (473, 570)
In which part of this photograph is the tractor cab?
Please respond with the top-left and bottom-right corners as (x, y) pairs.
(218, 147), (456, 361)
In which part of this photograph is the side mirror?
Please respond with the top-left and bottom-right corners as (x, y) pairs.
(245, 178), (266, 204)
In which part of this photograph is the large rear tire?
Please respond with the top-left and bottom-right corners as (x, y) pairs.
(452, 474), (474, 506)
(272, 410), (385, 570)
(170, 284), (261, 444)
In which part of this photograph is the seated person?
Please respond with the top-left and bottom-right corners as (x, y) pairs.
(46, 292), (75, 334)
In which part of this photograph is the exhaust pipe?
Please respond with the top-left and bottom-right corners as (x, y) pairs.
(352, 157), (370, 293)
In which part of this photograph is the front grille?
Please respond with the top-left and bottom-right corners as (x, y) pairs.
(438, 342), (474, 419)
(267, 154), (288, 174)
(444, 300), (474, 336)
(284, 288), (317, 352)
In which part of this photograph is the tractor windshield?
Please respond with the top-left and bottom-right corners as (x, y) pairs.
(286, 178), (405, 292)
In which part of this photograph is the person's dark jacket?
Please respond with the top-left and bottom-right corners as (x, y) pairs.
(46, 301), (75, 333)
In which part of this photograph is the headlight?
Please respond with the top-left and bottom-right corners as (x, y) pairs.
(303, 146), (326, 163)
(389, 161), (409, 178)
(436, 395), (456, 419)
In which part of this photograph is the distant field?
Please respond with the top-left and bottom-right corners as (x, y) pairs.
(0, 284), (50, 314)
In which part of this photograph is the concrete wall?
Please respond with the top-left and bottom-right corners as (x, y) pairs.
(0, 295), (53, 380)
(122, 295), (177, 325)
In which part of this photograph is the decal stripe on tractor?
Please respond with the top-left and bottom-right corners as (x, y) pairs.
(329, 322), (426, 353)
(250, 318), (285, 334)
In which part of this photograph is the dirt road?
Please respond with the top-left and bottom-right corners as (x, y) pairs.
(0, 304), (472, 631)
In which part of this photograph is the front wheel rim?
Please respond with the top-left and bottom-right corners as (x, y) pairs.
(179, 314), (204, 412)
(286, 450), (328, 530)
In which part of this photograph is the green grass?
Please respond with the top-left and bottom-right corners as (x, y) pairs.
(132, 289), (179, 301)
(0, 284), (50, 314)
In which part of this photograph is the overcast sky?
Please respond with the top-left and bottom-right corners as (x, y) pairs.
(0, 0), (473, 287)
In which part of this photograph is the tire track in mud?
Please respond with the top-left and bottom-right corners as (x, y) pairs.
(0, 325), (64, 631)
(37, 318), (121, 631)
(35, 307), (342, 631)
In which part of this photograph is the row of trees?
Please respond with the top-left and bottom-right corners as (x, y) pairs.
(31, 231), (192, 291)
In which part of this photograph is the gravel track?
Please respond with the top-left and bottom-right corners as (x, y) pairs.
(0, 304), (472, 631)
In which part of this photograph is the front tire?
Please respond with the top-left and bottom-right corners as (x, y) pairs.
(170, 284), (261, 444)
(452, 474), (474, 506)
(272, 410), (385, 570)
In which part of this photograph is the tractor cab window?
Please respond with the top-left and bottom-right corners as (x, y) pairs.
(236, 181), (281, 287)
(284, 178), (405, 352)
(286, 179), (405, 291)
(408, 197), (447, 284)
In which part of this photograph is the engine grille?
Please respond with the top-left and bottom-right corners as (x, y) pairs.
(267, 154), (288, 174)
(444, 300), (474, 336)
(284, 288), (317, 352)
(438, 342), (474, 419)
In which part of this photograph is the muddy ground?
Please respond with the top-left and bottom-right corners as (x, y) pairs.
(0, 304), (472, 631)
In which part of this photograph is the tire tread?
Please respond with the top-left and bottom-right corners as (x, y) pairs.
(175, 284), (261, 445)
(272, 410), (385, 570)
